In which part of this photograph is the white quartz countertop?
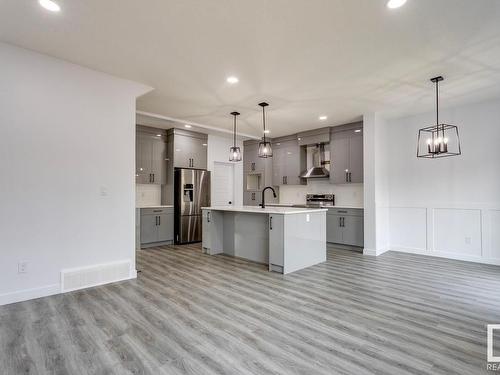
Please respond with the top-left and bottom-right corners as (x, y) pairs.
(202, 205), (327, 215)
(267, 203), (364, 210)
(137, 205), (174, 209)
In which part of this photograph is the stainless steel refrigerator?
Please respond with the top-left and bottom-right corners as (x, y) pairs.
(174, 168), (211, 244)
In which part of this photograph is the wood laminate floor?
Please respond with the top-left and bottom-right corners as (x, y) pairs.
(1, 244), (500, 375)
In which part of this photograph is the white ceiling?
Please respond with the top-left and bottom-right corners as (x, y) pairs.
(2, 0), (500, 137)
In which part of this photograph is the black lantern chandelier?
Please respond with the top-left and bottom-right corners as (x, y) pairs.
(229, 111), (242, 162)
(258, 102), (273, 158)
(417, 76), (461, 158)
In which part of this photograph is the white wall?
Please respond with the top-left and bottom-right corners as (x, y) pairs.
(362, 113), (390, 256)
(381, 98), (500, 264)
(0, 43), (151, 305)
(207, 134), (244, 206)
(278, 182), (363, 207)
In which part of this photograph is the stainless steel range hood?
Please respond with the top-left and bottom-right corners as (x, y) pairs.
(299, 143), (330, 179)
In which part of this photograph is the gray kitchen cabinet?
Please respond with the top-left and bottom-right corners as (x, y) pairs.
(140, 207), (174, 246)
(136, 127), (167, 185)
(243, 191), (259, 206)
(271, 143), (284, 186)
(268, 214), (285, 273)
(326, 208), (364, 247)
(326, 214), (343, 243)
(140, 213), (158, 244)
(243, 139), (276, 206)
(330, 125), (363, 184)
(243, 142), (268, 172)
(168, 129), (208, 169)
(272, 137), (306, 186)
(342, 215), (364, 247)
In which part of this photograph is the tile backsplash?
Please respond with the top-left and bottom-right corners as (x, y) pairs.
(279, 180), (363, 207)
(136, 184), (162, 207)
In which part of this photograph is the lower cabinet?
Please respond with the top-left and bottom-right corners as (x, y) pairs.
(326, 208), (364, 247)
(268, 214), (284, 273)
(140, 207), (174, 247)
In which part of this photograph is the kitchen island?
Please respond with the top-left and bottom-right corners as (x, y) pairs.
(201, 206), (327, 274)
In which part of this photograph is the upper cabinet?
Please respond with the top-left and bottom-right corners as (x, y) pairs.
(243, 141), (269, 173)
(168, 129), (208, 170)
(272, 137), (306, 186)
(330, 123), (363, 184)
(136, 127), (167, 185)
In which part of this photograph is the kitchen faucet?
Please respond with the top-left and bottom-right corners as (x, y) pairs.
(260, 186), (277, 209)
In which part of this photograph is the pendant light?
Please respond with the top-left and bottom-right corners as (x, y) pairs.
(258, 102), (273, 158)
(417, 76), (461, 158)
(229, 111), (242, 162)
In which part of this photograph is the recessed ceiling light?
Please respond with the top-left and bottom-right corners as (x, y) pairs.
(39, 0), (61, 12)
(184, 124), (192, 128)
(156, 134), (162, 137)
(263, 130), (270, 134)
(202, 143), (207, 146)
(319, 115), (328, 121)
(387, 0), (407, 9)
(354, 129), (361, 133)
(226, 76), (239, 84)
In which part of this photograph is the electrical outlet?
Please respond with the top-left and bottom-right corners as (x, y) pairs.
(465, 237), (472, 245)
(18, 262), (28, 274)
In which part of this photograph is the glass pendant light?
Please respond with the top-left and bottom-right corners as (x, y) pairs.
(417, 76), (461, 158)
(258, 102), (273, 158)
(229, 111), (242, 162)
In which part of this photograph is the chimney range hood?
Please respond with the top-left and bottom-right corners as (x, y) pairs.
(300, 143), (330, 179)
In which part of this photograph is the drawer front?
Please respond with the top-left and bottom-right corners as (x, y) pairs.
(327, 208), (363, 217)
(141, 207), (174, 216)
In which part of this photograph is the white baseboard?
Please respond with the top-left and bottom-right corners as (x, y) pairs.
(0, 284), (60, 306)
(363, 247), (390, 256)
(0, 264), (137, 307)
(390, 246), (500, 266)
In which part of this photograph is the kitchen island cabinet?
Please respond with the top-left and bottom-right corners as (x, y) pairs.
(202, 206), (327, 274)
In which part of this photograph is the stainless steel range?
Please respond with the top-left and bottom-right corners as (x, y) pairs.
(305, 194), (335, 207)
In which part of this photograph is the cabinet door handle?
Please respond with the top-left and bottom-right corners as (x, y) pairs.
(155, 216), (158, 225)
(342, 217), (345, 227)
(207, 211), (211, 222)
(339, 217), (342, 227)
(191, 158), (194, 167)
(158, 215), (161, 226)
(348, 172), (352, 183)
(152, 173), (155, 183)
(270, 216), (273, 230)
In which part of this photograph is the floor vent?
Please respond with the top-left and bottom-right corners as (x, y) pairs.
(61, 260), (131, 293)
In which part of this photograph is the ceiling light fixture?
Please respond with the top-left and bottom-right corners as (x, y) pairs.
(229, 112), (242, 162)
(258, 102), (273, 158)
(39, 0), (61, 12)
(226, 76), (239, 84)
(319, 115), (328, 121)
(184, 124), (192, 128)
(387, 0), (407, 9)
(417, 76), (461, 159)
(354, 129), (361, 133)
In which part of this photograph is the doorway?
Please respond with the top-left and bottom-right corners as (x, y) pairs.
(212, 162), (235, 206)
